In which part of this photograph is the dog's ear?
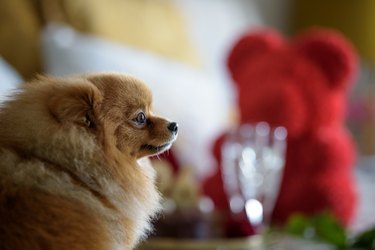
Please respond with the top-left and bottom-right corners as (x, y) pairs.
(48, 83), (102, 128)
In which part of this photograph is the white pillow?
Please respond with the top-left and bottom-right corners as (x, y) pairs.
(0, 57), (23, 102)
(41, 23), (233, 178)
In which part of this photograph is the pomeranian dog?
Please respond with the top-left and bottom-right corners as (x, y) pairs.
(0, 73), (178, 250)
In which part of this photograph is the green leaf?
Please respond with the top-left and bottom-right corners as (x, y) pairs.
(312, 213), (347, 248)
(284, 213), (348, 249)
(351, 226), (375, 249)
(286, 213), (312, 235)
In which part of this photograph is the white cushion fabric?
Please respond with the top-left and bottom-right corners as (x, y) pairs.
(0, 57), (22, 102)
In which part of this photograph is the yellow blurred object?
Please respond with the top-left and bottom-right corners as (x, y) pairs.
(40, 0), (200, 66)
(0, 0), (41, 79)
(172, 167), (200, 210)
(291, 0), (375, 64)
(0, 0), (200, 79)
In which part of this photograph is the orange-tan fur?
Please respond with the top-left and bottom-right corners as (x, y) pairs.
(0, 73), (177, 250)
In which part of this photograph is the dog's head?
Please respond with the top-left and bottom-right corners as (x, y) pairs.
(47, 73), (178, 159)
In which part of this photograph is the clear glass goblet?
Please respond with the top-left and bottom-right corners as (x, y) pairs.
(221, 122), (287, 234)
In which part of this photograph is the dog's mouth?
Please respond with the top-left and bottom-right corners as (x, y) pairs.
(140, 142), (172, 154)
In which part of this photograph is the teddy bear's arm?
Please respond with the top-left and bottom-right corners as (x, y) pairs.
(275, 127), (357, 225)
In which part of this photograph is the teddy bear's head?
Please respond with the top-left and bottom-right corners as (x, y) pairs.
(227, 29), (357, 139)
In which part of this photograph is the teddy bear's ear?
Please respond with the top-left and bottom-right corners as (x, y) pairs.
(227, 29), (284, 82)
(294, 29), (358, 90)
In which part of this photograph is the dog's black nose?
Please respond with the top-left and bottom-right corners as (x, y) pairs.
(168, 122), (178, 134)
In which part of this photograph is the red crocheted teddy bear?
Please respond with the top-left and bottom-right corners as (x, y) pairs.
(203, 28), (358, 229)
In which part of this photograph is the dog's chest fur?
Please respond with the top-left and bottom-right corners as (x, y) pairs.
(0, 126), (160, 249)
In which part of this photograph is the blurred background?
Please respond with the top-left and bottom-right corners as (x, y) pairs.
(1, 0), (375, 247)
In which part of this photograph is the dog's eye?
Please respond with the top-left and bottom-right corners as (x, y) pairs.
(133, 112), (147, 125)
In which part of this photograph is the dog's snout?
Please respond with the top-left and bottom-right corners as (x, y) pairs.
(168, 122), (178, 134)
